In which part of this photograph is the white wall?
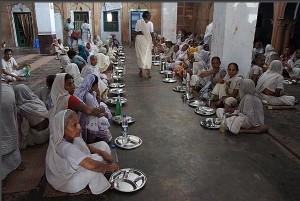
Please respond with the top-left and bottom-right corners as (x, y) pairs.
(211, 3), (259, 78)
(35, 2), (56, 35)
(101, 8), (122, 45)
(54, 13), (63, 42)
(161, 2), (177, 44)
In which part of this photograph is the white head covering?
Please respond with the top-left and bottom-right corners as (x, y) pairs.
(238, 79), (264, 126)
(65, 63), (84, 89)
(264, 44), (278, 65)
(256, 60), (283, 94)
(60, 55), (70, 68)
(45, 110), (90, 188)
(14, 84), (48, 119)
(49, 73), (70, 119)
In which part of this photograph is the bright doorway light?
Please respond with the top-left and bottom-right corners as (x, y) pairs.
(107, 12), (112, 22)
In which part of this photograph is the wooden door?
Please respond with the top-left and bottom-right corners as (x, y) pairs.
(13, 13), (29, 46)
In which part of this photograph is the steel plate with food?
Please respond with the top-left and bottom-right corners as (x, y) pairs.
(172, 86), (187, 92)
(162, 78), (177, 83)
(109, 168), (147, 192)
(188, 100), (206, 107)
(106, 97), (127, 105)
(109, 88), (126, 94)
(112, 115), (135, 124)
(109, 83), (125, 88)
(194, 106), (215, 116)
(200, 118), (220, 129)
(114, 135), (142, 149)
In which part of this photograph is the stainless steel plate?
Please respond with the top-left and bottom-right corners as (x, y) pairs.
(194, 106), (215, 116)
(163, 70), (173, 74)
(113, 62), (118, 65)
(162, 78), (177, 83)
(118, 52), (125, 56)
(115, 135), (142, 149)
(119, 56), (126, 59)
(188, 100), (206, 107)
(112, 115), (135, 124)
(107, 97), (127, 104)
(153, 62), (160, 66)
(109, 88), (126, 94)
(109, 83), (125, 88)
(109, 168), (147, 192)
(173, 86), (187, 92)
(113, 75), (124, 80)
(120, 59), (125, 62)
(200, 118), (220, 129)
(114, 67), (124, 71)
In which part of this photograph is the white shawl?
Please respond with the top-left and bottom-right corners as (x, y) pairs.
(49, 73), (70, 119)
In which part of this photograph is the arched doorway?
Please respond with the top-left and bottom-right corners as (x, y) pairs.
(254, 3), (273, 47)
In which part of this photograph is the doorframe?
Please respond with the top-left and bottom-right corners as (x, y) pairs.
(11, 3), (32, 47)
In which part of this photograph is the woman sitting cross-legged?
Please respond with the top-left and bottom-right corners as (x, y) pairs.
(45, 109), (119, 194)
(75, 74), (112, 143)
(14, 84), (50, 149)
(211, 62), (243, 108)
(216, 79), (268, 134)
(49, 73), (107, 134)
(256, 60), (295, 106)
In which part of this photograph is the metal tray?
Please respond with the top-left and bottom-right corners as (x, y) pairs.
(107, 97), (127, 105)
(200, 118), (220, 129)
(173, 86), (187, 92)
(109, 168), (147, 192)
(114, 67), (124, 71)
(194, 106), (215, 116)
(112, 115), (135, 124)
(162, 78), (177, 83)
(109, 88), (126, 94)
(109, 83), (125, 88)
(112, 75), (124, 81)
(115, 135), (142, 149)
(188, 100), (206, 107)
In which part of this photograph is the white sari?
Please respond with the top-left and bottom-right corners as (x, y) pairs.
(65, 63), (84, 89)
(45, 110), (111, 194)
(217, 79), (264, 134)
(49, 73), (70, 120)
(256, 60), (295, 106)
(135, 19), (153, 69)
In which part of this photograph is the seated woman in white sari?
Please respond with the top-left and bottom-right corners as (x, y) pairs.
(65, 63), (84, 89)
(211, 62), (243, 108)
(285, 49), (300, 80)
(34, 74), (56, 110)
(95, 52), (111, 73)
(264, 44), (279, 66)
(216, 79), (268, 134)
(14, 84), (50, 149)
(49, 73), (107, 135)
(45, 109), (119, 194)
(256, 60), (295, 106)
(1, 81), (24, 182)
(75, 74), (112, 143)
(248, 53), (265, 86)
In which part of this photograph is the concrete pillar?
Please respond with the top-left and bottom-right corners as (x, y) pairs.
(274, 20), (285, 53)
(35, 2), (56, 54)
(211, 3), (259, 78)
(161, 2), (177, 44)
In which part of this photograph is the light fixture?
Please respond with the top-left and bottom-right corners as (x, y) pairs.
(107, 12), (112, 22)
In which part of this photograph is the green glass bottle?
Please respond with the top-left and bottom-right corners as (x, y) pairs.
(24, 65), (31, 78)
(115, 95), (121, 116)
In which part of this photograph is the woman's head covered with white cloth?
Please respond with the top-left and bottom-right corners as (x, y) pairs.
(46, 109), (119, 194)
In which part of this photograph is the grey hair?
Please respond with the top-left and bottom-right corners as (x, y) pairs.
(64, 109), (77, 129)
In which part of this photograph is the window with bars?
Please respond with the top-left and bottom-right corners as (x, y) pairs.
(74, 12), (89, 31)
(103, 11), (119, 32)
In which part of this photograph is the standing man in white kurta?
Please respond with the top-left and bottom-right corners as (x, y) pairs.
(81, 19), (90, 46)
(133, 11), (156, 78)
